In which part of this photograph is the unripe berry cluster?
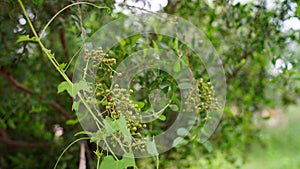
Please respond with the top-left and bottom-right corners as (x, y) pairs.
(112, 85), (147, 137)
(197, 78), (219, 120)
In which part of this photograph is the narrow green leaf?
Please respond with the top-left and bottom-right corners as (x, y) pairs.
(182, 55), (189, 66)
(152, 40), (159, 54)
(173, 59), (181, 72)
(203, 140), (213, 152)
(146, 138), (158, 156)
(66, 119), (79, 125)
(173, 37), (179, 50)
(17, 35), (37, 43)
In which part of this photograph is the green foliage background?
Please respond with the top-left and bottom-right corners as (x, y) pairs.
(0, 0), (299, 168)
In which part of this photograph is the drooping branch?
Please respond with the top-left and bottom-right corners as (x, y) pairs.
(0, 127), (47, 148)
(0, 67), (34, 94)
(51, 101), (71, 120)
(0, 67), (71, 120)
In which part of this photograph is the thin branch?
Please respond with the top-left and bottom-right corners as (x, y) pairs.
(0, 127), (47, 148)
(0, 67), (71, 120)
(0, 67), (34, 94)
(59, 26), (70, 62)
(51, 102), (71, 120)
(79, 141), (86, 169)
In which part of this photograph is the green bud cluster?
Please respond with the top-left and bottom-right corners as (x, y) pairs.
(112, 85), (147, 137)
(84, 47), (108, 61)
(183, 85), (201, 113)
(197, 78), (219, 120)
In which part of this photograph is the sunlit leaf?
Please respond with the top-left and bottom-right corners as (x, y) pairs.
(57, 81), (72, 96)
(173, 59), (181, 72)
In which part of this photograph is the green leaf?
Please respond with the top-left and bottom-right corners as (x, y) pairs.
(146, 138), (158, 156)
(132, 101), (145, 108)
(57, 81), (72, 96)
(66, 119), (78, 125)
(152, 40), (159, 54)
(173, 37), (178, 50)
(7, 119), (16, 129)
(182, 55), (189, 66)
(117, 115), (132, 144)
(157, 114), (166, 121)
(203, 140), (213, 152)
(172, 137), (183, 147)
(73, 80), (89, 96)
(94, 148), (102, 158)
(296, 5), (300, 17)
(169, 104), (179, 111)
(101, 99), (107, 106)
(17, 35), (37, 43)
(173, 59), (181, 72)
(100, 156), (122, 169)
(32, 0), (43, 5)
(172, 137), (189, 147)
(103, 117), (119, 136)
(120, 153), (136, 168)
(59, 63), (67, 71)
(99, 154), (135, 169)
(90, 130), (103, 143)
(176, 128), (189, 137)
(72, 101), (80, 111)
(0, 119), (6, 128)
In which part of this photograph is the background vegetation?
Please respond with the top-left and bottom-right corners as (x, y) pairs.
(0, 0), (299, 168)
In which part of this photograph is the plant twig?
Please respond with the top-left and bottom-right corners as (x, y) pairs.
(0, 67), (71, 120)
(0, 67), (34, 94)
(0, 127), (47, 148)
